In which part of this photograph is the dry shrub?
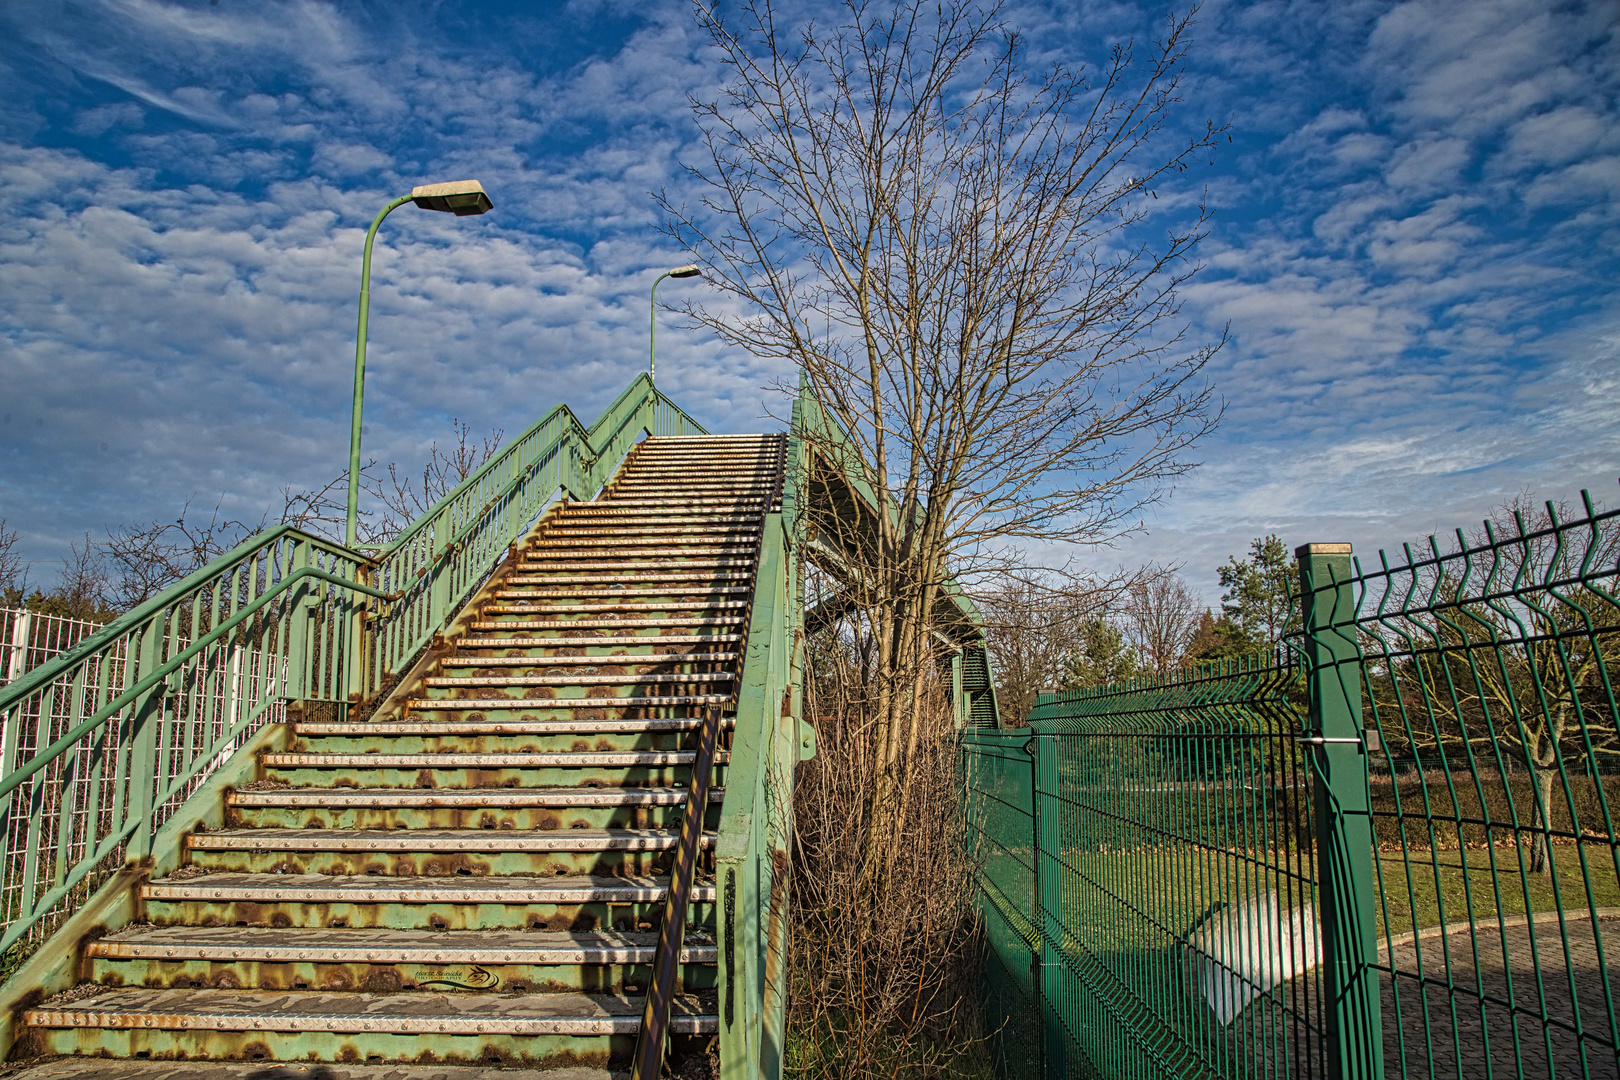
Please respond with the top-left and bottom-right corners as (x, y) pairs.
(786, 670), (991, 1078)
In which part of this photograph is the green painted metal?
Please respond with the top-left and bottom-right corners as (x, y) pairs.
(346, 193), (416, 549)
(1298, 544), (1382, 1080)
(0, 375), (706, 974)
(715, 407), (803, 1080)
(965, 491), (1620, 1080)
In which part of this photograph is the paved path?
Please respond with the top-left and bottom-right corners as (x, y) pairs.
(1380, 914), (1620, 1079)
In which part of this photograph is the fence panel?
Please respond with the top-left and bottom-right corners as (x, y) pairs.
(1351, 496), (1620, 1079)
(965, 490), (1620, 1080)
(962, 729), (1042, 1077)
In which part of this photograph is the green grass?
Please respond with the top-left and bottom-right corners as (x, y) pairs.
(1373, 843), (1620, 940)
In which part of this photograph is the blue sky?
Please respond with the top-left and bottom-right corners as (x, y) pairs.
(1, 0), (1617, 603)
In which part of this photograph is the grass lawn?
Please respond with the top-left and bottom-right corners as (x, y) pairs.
(1373, 843), (1620, 940)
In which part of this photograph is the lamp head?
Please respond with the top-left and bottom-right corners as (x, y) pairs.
(668, 264), (703, 278)
(411, 179), (493, 216)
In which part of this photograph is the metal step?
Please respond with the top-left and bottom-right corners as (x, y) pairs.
(504, 569), (751, 582)
(87, 926), (716, 966)
(464, 618), (747, 631)
(264, 749), (728, 768)
(522, 545), (757, 558)
(424, 672), (734, 688)
(510, 560), (753, 572)
(141, 873), (719, 905)
(24, 987), (716, 1036)
(294, 717), (733, 736)
(0, 1059), (629, 1080)
(478, 601), (750, 615)
(188, 829), (710, 854)
(491, 586), (751, 599)
(437, 651), (741, 667)
(452, 634), (742, 648)
(227, 787), (722, 809)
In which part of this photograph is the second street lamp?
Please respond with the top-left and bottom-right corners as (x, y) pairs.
(649, 264), (702, 385)
(345, 180), (493, 549)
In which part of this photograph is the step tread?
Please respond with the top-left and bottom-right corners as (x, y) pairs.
(264, 749), (727, 767)
(422, 672), (733, 686)
(24, 987), (714, 1034)
(141, 872), (717, 904)
(452, 635), (741, 648)
(400, 697), (732, 712)
(188, 828), (706, 853)
(227, 787), (722, 808)
(0, 1060), (626, 1080)
(292, 716), (733, 735)
(87, 926), (714, 964)
(438, 652), (741, 665)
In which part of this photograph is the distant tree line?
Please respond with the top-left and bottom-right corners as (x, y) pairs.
(980, 533), (1297, 725)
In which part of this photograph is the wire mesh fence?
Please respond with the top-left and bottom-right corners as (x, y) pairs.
(965, 491), (1620, 1080)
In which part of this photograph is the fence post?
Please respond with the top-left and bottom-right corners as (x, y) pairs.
(1296, 543), (1383, 1080)
(1030, 731), (1065, 1079)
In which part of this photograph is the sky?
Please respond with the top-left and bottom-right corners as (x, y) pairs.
(0, 0), (1617, 605)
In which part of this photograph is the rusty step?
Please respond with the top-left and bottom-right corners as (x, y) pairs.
(187, 829), (712, 854)
(293, 716), (735, 736)
(464, 618), (747, 632)
(24, 987), (716, 1036)
(478, 601), (749, 616)
(86, 926), (716, 966)
(140, 873), (719, 905)
(264, 749), (729, 768)
(424, 672), (733, 688)
(500, 574), (751, 587)
(437, 651), (741, 667)
(490, 587), (751, 599)
(451, 634), (742, 649)
(226, 787), (723, 810)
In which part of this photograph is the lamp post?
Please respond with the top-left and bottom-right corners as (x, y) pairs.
(649, 264), (702, 385)
(345, 180), (493, 549)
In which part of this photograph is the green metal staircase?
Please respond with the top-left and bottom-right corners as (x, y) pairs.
(19, 433), (781, 1069)
(0, 379), (809, 1079)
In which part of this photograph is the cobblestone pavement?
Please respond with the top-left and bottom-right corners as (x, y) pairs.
(1381, 914), (1620, 1079)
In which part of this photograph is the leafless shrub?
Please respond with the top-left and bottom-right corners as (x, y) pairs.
(789, 618), (989, 1079)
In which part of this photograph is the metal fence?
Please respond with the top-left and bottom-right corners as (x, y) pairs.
(965, 492), (1620, 1080)
(0, 605), (289, 963)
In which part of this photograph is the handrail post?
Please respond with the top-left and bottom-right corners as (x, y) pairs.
(429, 511), (452, 635)
(1296, 543), (1383, 1080)
(126, 618), (164, 863)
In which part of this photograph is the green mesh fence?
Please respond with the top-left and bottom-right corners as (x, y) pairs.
(964, 491), (1620, 1080)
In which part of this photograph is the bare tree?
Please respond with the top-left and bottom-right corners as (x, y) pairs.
(978, 568), (1118, 725)
(666, 0), (1222, 886)
(1120, 566), (1201, 678)
(102, 501), (255, 611)
(55, 533), (111, 622)
(0, 518), (26, 605)
(280, 419), (503, 546)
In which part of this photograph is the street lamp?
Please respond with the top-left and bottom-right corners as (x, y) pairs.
(345, 180), (493, 548)
(650, 264), (702, 384)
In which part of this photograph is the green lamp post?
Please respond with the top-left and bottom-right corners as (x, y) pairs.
(649, 264), (702, 384)
(345, 179), (494, 549)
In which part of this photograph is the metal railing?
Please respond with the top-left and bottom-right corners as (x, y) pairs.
(964, 491), (1620, 1079)
(0, 374), (707, 964)
(715, 413), (805, 1079)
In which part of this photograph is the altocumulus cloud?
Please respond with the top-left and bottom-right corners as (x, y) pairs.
(0, 0), (1616, 601)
